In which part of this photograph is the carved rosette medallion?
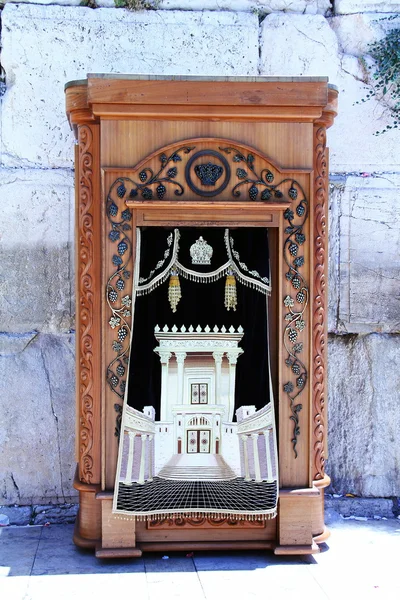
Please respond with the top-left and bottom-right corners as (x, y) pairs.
(77, 125), (95, 484)
(185, 150), (230, 197)
(312, 126), (328, 480)
(281, 183), (309, 458)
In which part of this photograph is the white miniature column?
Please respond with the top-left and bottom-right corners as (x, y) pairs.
(212, 351), (224, 404)
(148, 434), (154, 481)
(241, 434), (251, 481)
(159, 351), (172, 421)
(252, 433), (262, 482)
(123, 431), (135, 486)
(227, 351), (239, 423)
(263, 429), (273, 481)
(138, 434), (147, 485)
(175, 352), (187, 405)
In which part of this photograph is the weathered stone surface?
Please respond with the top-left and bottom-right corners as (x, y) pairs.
(260, 14), (340, 80)
(0, 168), (74, 333)
(33, 503), (78, 525)
(160, 0), (331, 13)
(337, 175), (400, 334)
(0, 169), (73, 245)
(0, 505), (33, 525)
(330, 13), (399, 56)
(327, 333), (400, 497)
(328, 177), (344, 333)
(259, 14), (399, 172)
(0, 503), (79, 525)
(1, 5), (258, 169)
(3, 0), (114, 5)
(329, 56), (399, 172)
(2, 0), (332, 12)
(325, 496), (395, 518)
(0, 243), (74, 333)
(334, 0), (400, 14)
(0, 333), (77, 506)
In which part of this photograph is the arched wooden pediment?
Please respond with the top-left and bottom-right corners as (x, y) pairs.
(106, 138), (310, 205)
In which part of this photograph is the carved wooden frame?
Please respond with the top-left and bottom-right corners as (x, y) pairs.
(66, 76), (338, 556)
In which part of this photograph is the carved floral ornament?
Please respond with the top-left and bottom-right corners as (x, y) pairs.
(107, 142), (304, 203)
(106, 140), (310, 456)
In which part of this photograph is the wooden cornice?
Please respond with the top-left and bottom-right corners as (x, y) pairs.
(65, 76), (338, 132)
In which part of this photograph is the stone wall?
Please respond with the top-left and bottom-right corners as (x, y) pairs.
(0, 1), (399, 507)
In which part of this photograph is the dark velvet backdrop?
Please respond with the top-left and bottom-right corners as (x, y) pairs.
(128, 227), (271, 419)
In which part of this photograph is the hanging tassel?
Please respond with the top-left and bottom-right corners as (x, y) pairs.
(168, 268), (181, 313)
(224, 270), (237, 311)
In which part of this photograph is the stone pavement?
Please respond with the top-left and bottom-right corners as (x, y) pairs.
(1, 517), (399, 600)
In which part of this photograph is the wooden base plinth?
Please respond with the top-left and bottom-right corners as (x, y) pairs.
(94, 491), (139, 556)
(95, 545), (143, 558)
(138, 541), (275, 552)
(73, 470), (101, 549)
(313, 526), (330, 545)
(274, 541), (320, 555)
(275, 486), (321, 555)
(312, 475), (331, 543)
(73, 469), (330, 557)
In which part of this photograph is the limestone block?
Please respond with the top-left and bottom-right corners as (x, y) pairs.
(1, 0), (332, 12)
(328, 55), (399, 172)
(259, 14), (399, 171)
(335, 0), (400, 14)
(328, 333), (400, 498)
(33, 503), (78, 525)
(325, 496), (395, 518)
(260, 14), (340, 82)
(0, 5), (259, 169)
(0, 333), (77, 506)
(160, 0), (331, 14)
(0, 505), (32, 525)
(328, 178), (344, 333)
(330, 13), (399, 56)
(2, 0), (89, 5)
(337, 175), (400, 334)
(0, 168), (74, 333)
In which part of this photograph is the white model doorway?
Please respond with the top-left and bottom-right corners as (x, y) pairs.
(187, 429), (211, 453)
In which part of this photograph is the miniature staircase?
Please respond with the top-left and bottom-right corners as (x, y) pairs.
(158, 453), (237, 481)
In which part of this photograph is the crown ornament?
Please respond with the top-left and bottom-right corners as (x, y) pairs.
(194, 162), (223, 186)
(190, 236), (213, 265)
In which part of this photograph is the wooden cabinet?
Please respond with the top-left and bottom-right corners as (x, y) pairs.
(65, 75), (337, 557)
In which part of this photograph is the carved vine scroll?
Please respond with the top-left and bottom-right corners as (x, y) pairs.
(147, 516), (265, 529)
(77, 125), (97, 484)
(312, 126), (328, 481)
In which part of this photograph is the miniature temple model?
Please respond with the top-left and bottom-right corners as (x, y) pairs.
(117, 325), (277, 504)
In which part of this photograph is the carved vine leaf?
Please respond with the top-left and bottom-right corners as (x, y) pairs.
(281, 180), (309, 458)
(112, 146), (195, 201)
(220, 146), (284, 201)
(106, 183), (134, 405)
(114, 403), (123, 438)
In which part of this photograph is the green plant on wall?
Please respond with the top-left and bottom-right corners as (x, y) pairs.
(360, 21), (400, 135)
(114, 0), (161, 8)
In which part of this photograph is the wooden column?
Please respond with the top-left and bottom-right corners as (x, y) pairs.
(312, 124), (328, 483)
(76, 123), (101, 486)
